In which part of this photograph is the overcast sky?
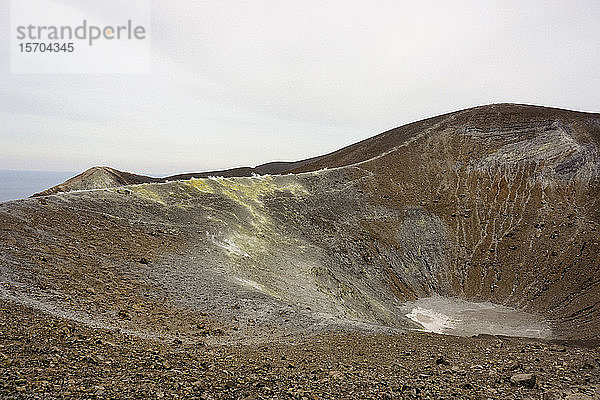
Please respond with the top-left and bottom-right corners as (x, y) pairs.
(1, 1), (599, 176)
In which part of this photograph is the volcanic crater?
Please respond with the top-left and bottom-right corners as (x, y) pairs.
(1, 104), (599, 399)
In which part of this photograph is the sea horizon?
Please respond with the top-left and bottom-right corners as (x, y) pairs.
(0, 169), (77, 203)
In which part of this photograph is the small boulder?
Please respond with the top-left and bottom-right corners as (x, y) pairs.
(435, 356), (450, 366)
(510, 373), (536, 388)
(565, 394), (596, 400)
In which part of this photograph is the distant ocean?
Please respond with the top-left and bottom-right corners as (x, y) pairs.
(0, 170), (76, 203)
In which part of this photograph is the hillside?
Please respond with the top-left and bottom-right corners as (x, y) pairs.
(295, 103), (600, 338)
(32, 166), (160, 196)
(32, 157), (324, 197)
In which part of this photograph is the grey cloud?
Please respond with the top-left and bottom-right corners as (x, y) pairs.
(1, 0), (599, 174)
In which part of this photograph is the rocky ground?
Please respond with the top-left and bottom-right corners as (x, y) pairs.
(1, 300), (599, 400)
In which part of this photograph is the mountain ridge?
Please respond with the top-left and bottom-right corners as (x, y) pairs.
(31, 156), (325, 197)
(32, 103), (600, 198)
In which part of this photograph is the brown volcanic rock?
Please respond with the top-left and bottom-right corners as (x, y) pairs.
(295, 103), (600, 338)
(32, 158), (325, 197)
(165, 156), (323, 180)
(292, 103), (600, 173)
(1, 299), (599, 399)
(32, 166), (160, 196)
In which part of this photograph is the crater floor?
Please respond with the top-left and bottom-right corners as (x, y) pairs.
(404, 297), (552, 339)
